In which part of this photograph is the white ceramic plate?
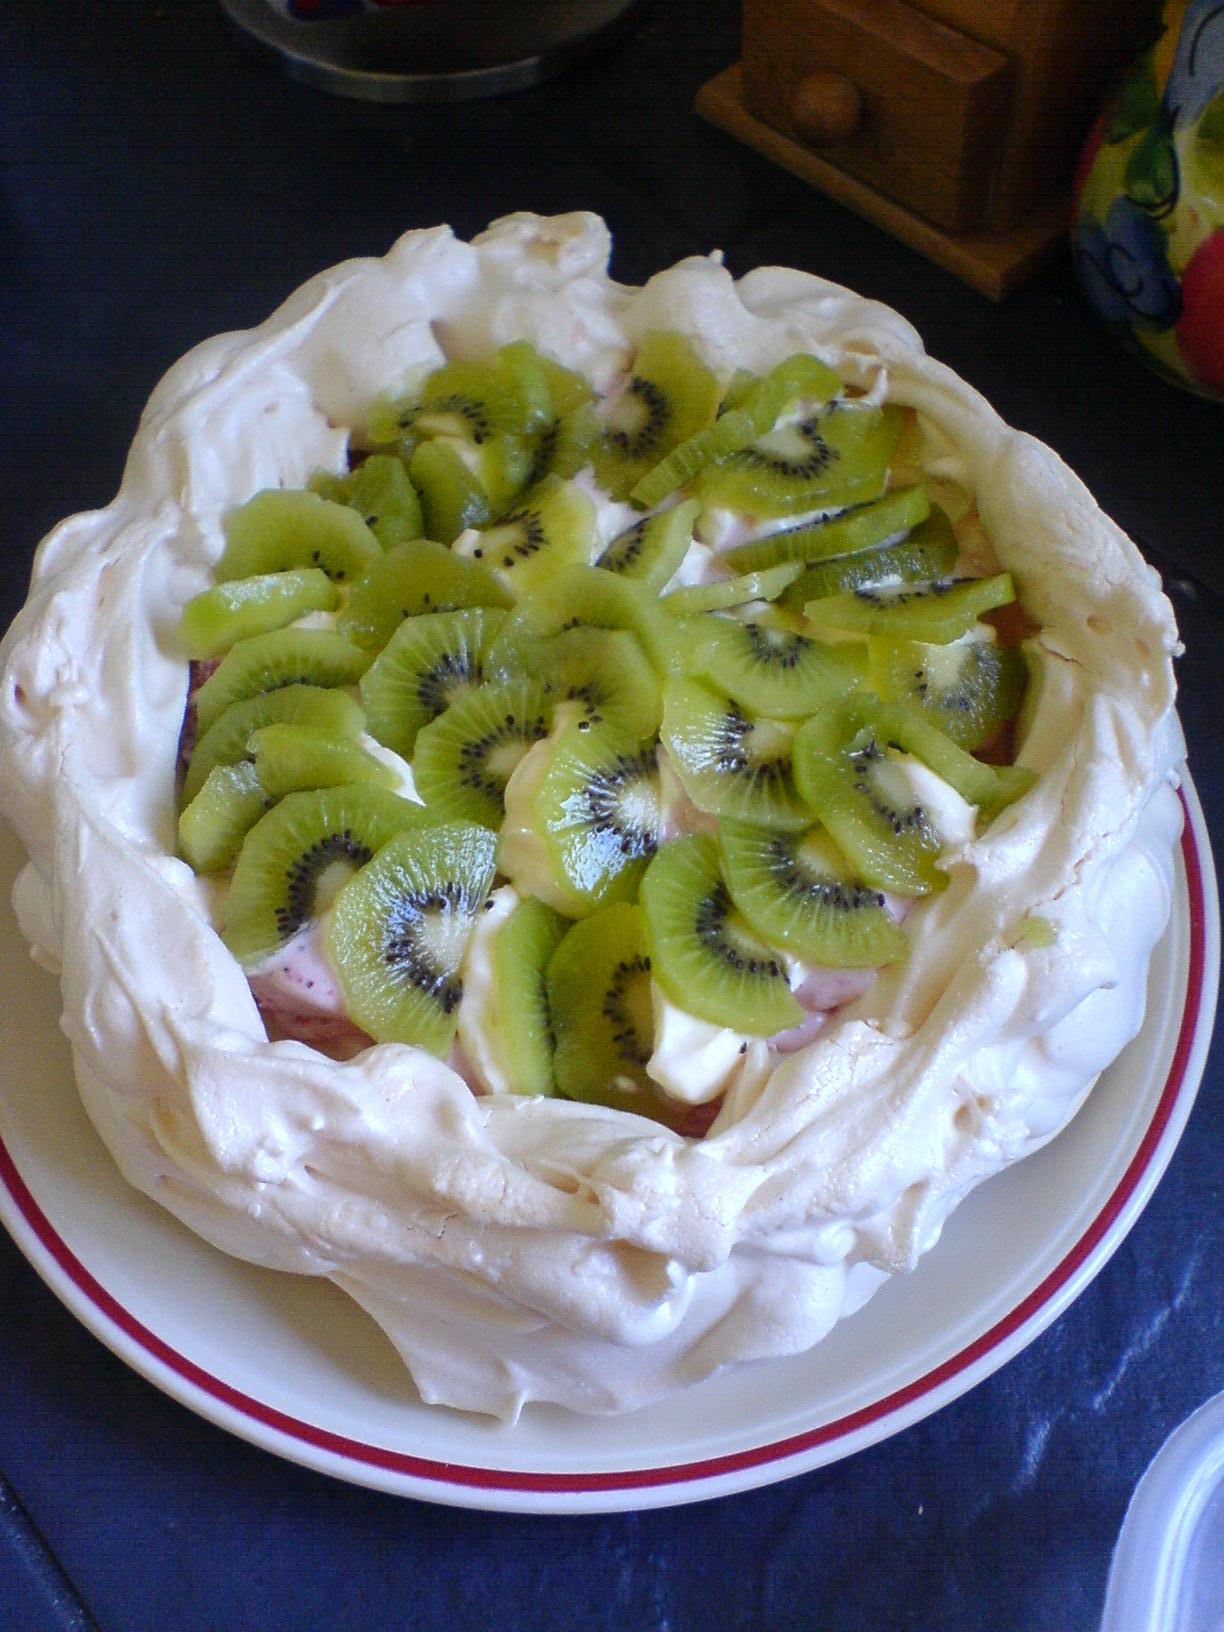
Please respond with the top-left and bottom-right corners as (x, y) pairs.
(0, 782), (1216, 1514)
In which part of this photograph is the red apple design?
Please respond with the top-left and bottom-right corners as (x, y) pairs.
(1176, 229), (1224, 394)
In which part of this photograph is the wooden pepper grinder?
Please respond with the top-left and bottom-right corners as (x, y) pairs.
(697, 0), (1163, 298)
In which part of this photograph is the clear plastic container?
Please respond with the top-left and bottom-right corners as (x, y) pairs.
(1102, 1389), (1224, 1631)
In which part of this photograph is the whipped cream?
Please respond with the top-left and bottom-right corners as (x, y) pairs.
(0, 212), (1183, 1420)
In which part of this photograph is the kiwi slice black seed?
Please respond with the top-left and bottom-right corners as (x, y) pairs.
(778, 504), (960, 608)
(327, 820), (497, 1056)
(640, 834), (803, 1036)
(359, 605), (506, 760)
(223, 783), (429, 966)
(500, 718), (662, 918)
(412, 678), (552, 828)
(872, 634), (1028, 750)
(178, 568), (339, 661)
(193, 627), (372, 738)
(722, 484), (932, 574)
(661, 676), (811, 831)
(337, 537), (512, 653)
(718, 818), (909, 967)
(690, 614), (866, 718)
(547, 902), (678, 1123)
(182, 684), (367, 807)
(488, 897), (567, 1096)
(217, 489), (382, 585)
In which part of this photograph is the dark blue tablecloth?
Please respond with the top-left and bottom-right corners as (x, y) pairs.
(2, 4), (1221, 1627)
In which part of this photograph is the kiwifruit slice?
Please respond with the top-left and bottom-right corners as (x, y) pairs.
(871, 632), (1028, 750)
(193, 627), (372, 738)
(327, 821), (497, 1056)
(488, 896), (567, 1097)
(454, 475), (596, 594)
(490, 564), (698, 678)
(696, 400), (904, 519)
(850, 697), (1037, 821)
(791, 705), (947, 894)
(690, 615), (866, 718)
(629, 353), (843, 509)
(248, 724), (401, 798)
(722, 484), (932, 574)
(183, 684), (366, 807)
(217, 489), (382, 585)
(413, 678), (551, 828)
(526, 625), (663, 741)
(500, 718), (662, 918)
(373, 358), (525, 449)
(358, 606), (506, 759)
(718, 818), (908, 968)
(310, 453), (424, 550)
(408, 438), (495, 542)
(223, 782), (428, 966)
(590, 331), (721, 500)
(178, 760), (274, 874)
(660, 561), (804, 614)
(778, 505), (960, 608)
(178, 568), (339, 661)
(803, 573), (1016, 643)
(640, 834), (802, 1036)
(595, 498), (699, 590)
(661, 676), (810, 831)
(337, 537), (512, 653)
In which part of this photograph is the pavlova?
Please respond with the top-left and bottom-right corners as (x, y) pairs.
(0, 213), (1183, 1418)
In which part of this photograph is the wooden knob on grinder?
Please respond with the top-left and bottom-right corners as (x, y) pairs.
(788, 70), (862, 146)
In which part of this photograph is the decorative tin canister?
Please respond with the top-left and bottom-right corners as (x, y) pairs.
(1074, 0), (1224, 399)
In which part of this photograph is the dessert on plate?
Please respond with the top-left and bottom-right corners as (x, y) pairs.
(0, 213), (1184, 1419)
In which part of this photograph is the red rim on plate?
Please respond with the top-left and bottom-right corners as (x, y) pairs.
(0, 786), (1216, 1506)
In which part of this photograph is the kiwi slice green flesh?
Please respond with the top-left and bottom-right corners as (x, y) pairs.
(193, 627), (371, 739)
(490, 897), (566, 1097)
(413, 678), (551, 828)
(691, 615), (866, 719)
(718, 818), (908, 968)
(661, 562), (804, 614)
(640, 834), (802, 1036)
(492, 564), (698, 678)
(696, 401), (904, 519)
(455, 475), (595, 593)
(217, 489), (381, 585)
(223, 783), (429, 967)
(310, 454), (424, 550)
(857, 698), (1036, 820)
(178, 760), (274, 874)
(661, 676), (810, 831)
(248, 724), (401, 798)
(778, 505), (959, 608)
(723, 484), (932, 574)
(358, 606), (506, 760)
(513, 719), (663, 918)
(327, 821), (497, 1056)
(337, 538), (511, 653)
(873, 634), (1027, 750)
(804, 573), (1016, 643)
(547, 902), (680, 1126)
(792, 708), (948, 894)
(178, 569), (339, 661)
(408, 438), (494, 543)
(591, 331), (721, 500)
(526, 625), (663, 741)
(183, 684), (366, 807)
(596, 498), (698, 591)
